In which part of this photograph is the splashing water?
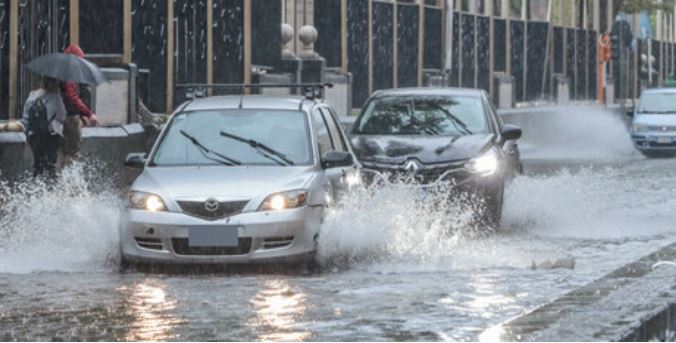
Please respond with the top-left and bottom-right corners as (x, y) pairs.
(317, 181), (487, 266)
(502, 162), (676, 240)
(510, 106), (637, 161)
(0, 163), (123, 274)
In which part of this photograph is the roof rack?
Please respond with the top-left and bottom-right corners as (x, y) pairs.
(176, 83), (333, 101)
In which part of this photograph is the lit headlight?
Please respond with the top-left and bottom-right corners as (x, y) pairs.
(258, 190), (308, 211)
(466, 148), (500, 177)
(129, 191), (167, 212)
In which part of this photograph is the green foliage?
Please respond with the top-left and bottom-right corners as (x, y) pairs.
(621, 0), (676, 13)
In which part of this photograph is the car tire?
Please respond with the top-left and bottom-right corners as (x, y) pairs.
(119, 255), (131, 272)
(641, 150), (675, 158)
(480, 182), (504, 230)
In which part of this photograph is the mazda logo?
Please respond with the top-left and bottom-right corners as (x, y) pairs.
(404, 159), (422, 173)
(204, 198), (220, 212)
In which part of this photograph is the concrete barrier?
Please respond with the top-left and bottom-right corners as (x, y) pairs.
(479, 243), (676, 341)
(0, 123), (148, 186)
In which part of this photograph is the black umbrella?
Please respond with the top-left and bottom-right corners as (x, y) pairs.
(25, 52), (108, 86)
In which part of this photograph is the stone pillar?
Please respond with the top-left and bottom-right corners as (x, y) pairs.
(298, 25), (326, 84)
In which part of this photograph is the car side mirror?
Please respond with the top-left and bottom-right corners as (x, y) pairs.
(125, 153), (147, 169)
(501, 125), (522, 141)
(322, 151), (353, 169)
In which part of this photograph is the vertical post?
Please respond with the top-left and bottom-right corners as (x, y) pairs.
(243, 0), (252, 94)
(123, 0), (132, 64)
(207, 0), (213, 95)
(418, 0), (425, 86)
(487, 0), (494, 96)
(340, 0), (348, 74)
(8, 0), (18, 119)
(368, 0), (373, 94)
(593, 0), (599, 32)
(166, 0), (174, 113)
(458, 12), (463, 87)
(522, 0), (527, 100)
(70, 0), (79, 46)
(503, 0), (511, 77)
(583, 0), (588, 29)
(393, 0), (398, 88)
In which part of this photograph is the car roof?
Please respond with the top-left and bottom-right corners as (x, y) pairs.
(642, 88), (676, 95)
(371, 87), (486, 98)
(181, 95), (316, 112)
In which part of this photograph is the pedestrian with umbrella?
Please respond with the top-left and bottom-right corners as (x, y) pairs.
(60, 44), (100, 167)
(7, 50), (107, 178)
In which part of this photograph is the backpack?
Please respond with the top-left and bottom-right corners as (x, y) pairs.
(27, 97), (54, 135)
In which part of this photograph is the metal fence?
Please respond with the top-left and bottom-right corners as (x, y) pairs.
(0, 0), (281, 120)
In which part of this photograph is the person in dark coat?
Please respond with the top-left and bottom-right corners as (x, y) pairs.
(17, 77), (68, 177)
(59, 44), (99, 167)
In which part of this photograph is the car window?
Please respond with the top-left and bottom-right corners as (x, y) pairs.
(312, 108), (334, 156)
(637, 92), (676, 113)
(152, 109), (313, 166)
(320, 107), (347, 152)
(353, 95), (488, 136)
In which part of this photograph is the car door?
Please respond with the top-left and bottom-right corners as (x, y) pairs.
(320, 106), (360, 195)
(484, 94), (522, 174)
(311, 106), (344, 206)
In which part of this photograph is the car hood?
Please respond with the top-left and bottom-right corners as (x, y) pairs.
(633, 114), (676, 126)
(349, 134), (495, 165)
(133, 166), (316, 200)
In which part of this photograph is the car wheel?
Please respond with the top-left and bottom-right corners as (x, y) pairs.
(480, 182), (504, 230)
(119, 255), (132, 272)
(641, 150), (675, 158)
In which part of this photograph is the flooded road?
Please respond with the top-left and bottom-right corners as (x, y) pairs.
(2, 108), (676, 341)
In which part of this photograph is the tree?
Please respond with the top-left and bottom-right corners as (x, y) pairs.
(621, 0), (676, 14)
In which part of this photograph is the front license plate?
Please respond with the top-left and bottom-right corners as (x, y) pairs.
(189, 227), (238, 247)
(657, 137), (672, 144)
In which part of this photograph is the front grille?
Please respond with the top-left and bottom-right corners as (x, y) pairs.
(648, 125), (676, 132)
(177, 200), (249, 221)
(171, 238), (252, 256)
(649, 141), (676, 147)
(135, 237), (163, 250)
(363, 164), (466, 185)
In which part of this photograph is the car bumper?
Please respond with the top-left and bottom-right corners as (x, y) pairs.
(120, 206), (323, 265)
(632, 134), (676, 151)
(362, 167), (503, 194)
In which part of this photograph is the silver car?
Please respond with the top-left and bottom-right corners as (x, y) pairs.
(632, 88), (676, 157)
(120, 94), (360, 266)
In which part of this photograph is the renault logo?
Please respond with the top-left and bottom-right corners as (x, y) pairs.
(404, 159), (422, 173)
(204, 198), (220, 212)
(663, 126), (669, 132)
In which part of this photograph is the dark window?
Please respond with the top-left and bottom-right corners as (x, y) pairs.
(312, 108), (334, 156)
(321, 108), (347, 151)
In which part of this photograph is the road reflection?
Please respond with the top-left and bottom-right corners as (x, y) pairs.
(249, 279), (310, 341)
(121, 280), (182, 341)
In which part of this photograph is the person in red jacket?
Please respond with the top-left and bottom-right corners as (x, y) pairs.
(59, 44), (99, 167)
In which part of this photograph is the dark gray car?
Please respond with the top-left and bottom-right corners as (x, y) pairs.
(349, 88), (522, 227)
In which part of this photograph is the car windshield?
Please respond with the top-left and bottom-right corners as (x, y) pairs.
(637, 92), (676, 113)
(353, 95), (488, 135)
(152, 109), (313, 166)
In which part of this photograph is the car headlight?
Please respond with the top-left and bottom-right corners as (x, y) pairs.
(258, 190), (308, 211)
(129, 191), (167, 212)
(466, 148), (500, 177)
(633, 123), (648, 132)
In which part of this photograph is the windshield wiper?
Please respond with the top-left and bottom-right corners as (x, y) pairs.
(220, 130), (295, 166)
(428, 103), (473, 135)
(179, 130), (241, 166)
